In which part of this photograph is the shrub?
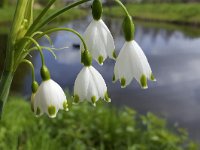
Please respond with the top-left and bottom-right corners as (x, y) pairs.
(0, 97), (198, 150)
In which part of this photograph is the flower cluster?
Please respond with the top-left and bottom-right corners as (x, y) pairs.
(30, 0), (155, 118)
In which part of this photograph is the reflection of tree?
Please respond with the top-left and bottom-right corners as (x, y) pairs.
(104, 17), (123, 37)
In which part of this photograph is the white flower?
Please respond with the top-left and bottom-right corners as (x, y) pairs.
(74, 66), (110, 106)
(81, 19), (116, 65)
(34, 79), (68, 118)
(114, 40), (156, 89)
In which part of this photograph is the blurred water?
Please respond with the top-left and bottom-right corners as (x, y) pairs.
(1, 17), (200, 141)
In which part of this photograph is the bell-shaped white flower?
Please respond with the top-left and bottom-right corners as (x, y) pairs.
(74, 66), (110, 106)
(34, 79), (68, 118)
(114, 40), (156, 89)
(81, 19), (116, 65)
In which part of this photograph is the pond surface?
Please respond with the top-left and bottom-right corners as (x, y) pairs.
(1, 17), (200, 142)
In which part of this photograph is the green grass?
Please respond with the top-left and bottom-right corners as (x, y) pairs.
(104, 3), (200, 25)
(0, 6), (87, 26)
(0, 96), (198, 150)
(0, 7), (15, 23)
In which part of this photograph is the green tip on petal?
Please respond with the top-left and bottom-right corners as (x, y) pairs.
(73, 94), (80, 104)
(112, 74), (116, 82)
(63, 101), (68, 111)
(104, 92), (111, 103)
(112, 51), (117, 59)
(48, 105), (56, 116)
(140, 74), (148, 89)
(150, 73), (156, 81)
(98, 55), (104, 65)
(36, 107), (41, 116)
(91, 96), (96, 106)
(120, 78), (126, 88)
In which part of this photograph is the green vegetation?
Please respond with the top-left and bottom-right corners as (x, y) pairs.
(0, 6), (87, 34)
(0, 96), (198, 150)
(0, 6), (87, 24)
(104, 3), (200, 25)
(134, 20), (200, 37)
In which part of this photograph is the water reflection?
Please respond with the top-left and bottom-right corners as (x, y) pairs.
(1, 17), (200, 141)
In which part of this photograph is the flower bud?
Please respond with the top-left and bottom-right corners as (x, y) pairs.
(92, 0), (103, 20)
(123, 15), (135, 41)
(40, 65), (51, 81)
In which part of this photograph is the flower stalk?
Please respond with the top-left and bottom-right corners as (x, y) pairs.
(0, 71), (14, 119)
(0, 0), (155, 119)
(0, 0), (92, 118)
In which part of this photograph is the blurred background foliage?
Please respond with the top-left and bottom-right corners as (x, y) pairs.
(0, 96), (198, 150)
(0, 0), (200, 8)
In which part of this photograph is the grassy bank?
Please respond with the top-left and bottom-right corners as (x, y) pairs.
(104, 3), (200, 26)
(0, 6), (87, 33)
(0, 96), (198, 149)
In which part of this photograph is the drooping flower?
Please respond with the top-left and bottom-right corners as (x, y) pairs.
(32, 66), (68, 118)
(113, 40), (156, 89)
(80, 0), (116, 65)
(34, 79), (68, 118)
(81, 19), (116, 65)
(74, 66), (110, 106)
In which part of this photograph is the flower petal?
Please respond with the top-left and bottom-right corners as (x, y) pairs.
(114, 40), (154, 88)
(74, 66), (108, 105)
(81, 19), (115, 64)
(34, 79), (67, 118)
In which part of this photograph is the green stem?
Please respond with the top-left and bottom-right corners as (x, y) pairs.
(36, 28), (92, 66)
(9, 0), (28, 44)
(21, 59), (35, 82)
(115, 0), (130, 17)
(23, 36), (45, 66)
(34, 0), (92, 31)
(26, 0), (56, 35)
(0, 71), (14, 119)
(37, 28), (88, 52)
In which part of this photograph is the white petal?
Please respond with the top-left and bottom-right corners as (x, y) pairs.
(89, 66), (107, 98)
(114, 43), (134, 87)
(74, 66), (108, 104)
(114, 40), (154, 88)
(34, 79), (67, 118)
(74, 67), (90, 101)
(132, 41), (152, 79)
(97, 19), (115, 59)
(81, 19), (115, 64)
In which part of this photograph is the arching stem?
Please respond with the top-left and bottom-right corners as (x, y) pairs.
(21, 59), (35, 82)
(115, 0), (130, 17)
(28, 0), (92, 34)
(26, 0), (57, 35)
(23, 36), (45, 66)
(36, 28), (88, 52)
